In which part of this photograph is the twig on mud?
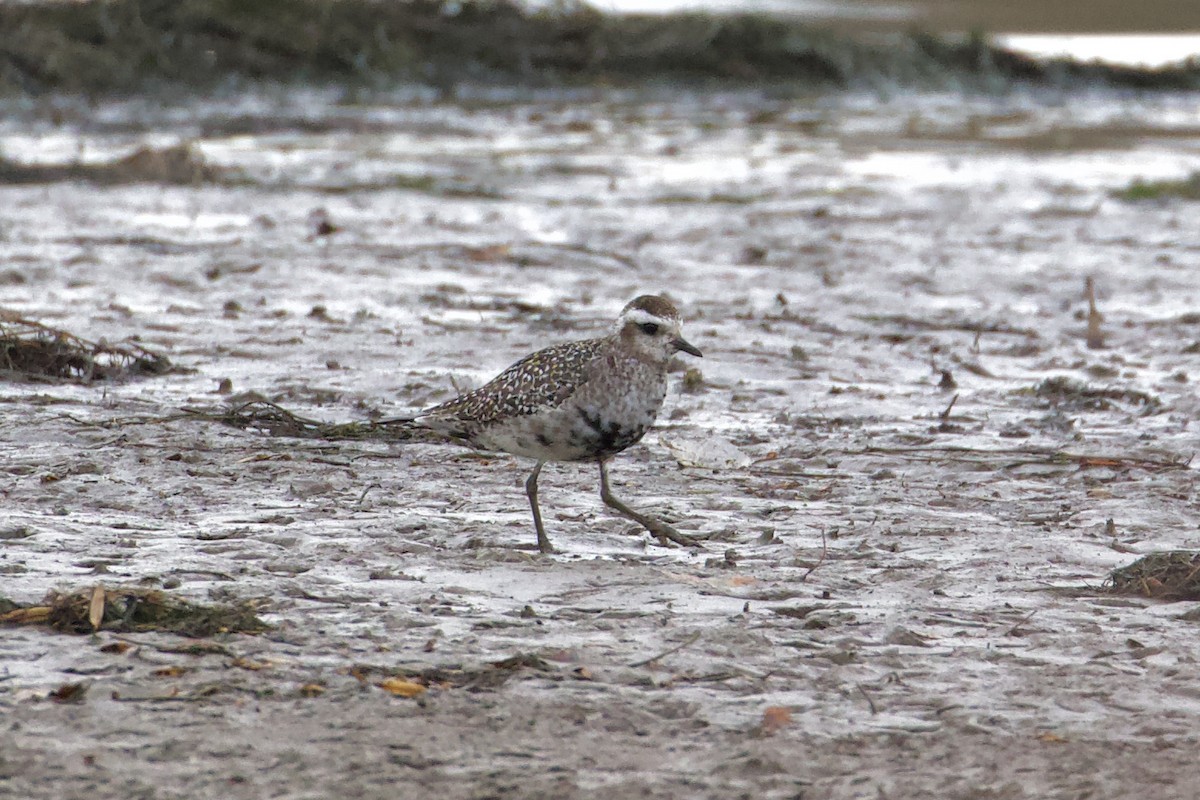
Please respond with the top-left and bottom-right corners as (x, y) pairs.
(163, 569), (237, 582)
(673, 671), (741, 684)
(847, 445), (1189, 473)
(1108, 539), (1139, 555)
(59, 409), (229, 431)
(748, 466), (839, 479)
(628, 631), (702, 668)
(370, 241), (640, 272)
(55, 413), (113, 429)
(288, 588), (360, 606)
(545, 242), (640, 271)
(1004, 609), (1038, 637)
(857, 684), (878, 715)
(853, 313), (1038, 337)
(110, 683), (241, 703)
(750, 445), (1184, 477)
(800, 527), (828, 582)
(939, 393), (958, 420)
(356, 482), (382, 507)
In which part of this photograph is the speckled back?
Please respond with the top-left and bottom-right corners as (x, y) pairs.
(419, 337), (609, 437)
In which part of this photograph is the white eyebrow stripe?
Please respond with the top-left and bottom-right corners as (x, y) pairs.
(621, 309), (673, 326)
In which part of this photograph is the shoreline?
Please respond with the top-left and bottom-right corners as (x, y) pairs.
(1, 0), (1198, 97)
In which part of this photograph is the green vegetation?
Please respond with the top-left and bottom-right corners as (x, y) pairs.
(1112, 172), (1200, 202)
(1, 0), (1198, 95)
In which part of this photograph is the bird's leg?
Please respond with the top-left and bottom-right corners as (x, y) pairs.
(597, 460), (702, 549)
(525, 460), (553, 554)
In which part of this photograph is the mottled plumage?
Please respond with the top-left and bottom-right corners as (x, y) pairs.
(413, 295), (703, 553)
(419, 337), (609, 440)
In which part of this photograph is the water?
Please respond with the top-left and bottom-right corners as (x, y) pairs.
(996, 34), (1200, 68)
(587, 0), (1200, 67)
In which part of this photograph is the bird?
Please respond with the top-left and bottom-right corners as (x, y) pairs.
(412, 294), (704, 554)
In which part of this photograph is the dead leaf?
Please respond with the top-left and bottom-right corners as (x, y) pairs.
(1037, 732), (1068, 744)
(152, 666), (188, 678)
(1079, 457), (1122, 468)
(228, 657), (271, 671)
(760, 706), (793, 735)
(298, 683), (325, 697)
(464, 244), (511, 262)
(88, 585), (106, 631)
(378, 677), (427, 698)
(99, 641), (133, 654)
(48, 682), (88, 703)
(0, 606), (52, 625)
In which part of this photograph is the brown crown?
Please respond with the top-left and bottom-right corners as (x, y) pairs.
(622, 294), (680, 321)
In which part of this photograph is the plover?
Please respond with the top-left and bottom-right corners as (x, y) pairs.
(414, 295), (703, 553)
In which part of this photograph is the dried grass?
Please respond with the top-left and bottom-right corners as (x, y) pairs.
(1107, 551), (1200, 601)
(0, 586), (268, 637)
(0, 314), (173, 382)
(187, 398), (437, 444)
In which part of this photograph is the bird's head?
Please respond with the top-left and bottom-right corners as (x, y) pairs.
(614, 295), (702, 364)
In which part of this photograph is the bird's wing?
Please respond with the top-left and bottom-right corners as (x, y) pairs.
(419, 337), (609, 431)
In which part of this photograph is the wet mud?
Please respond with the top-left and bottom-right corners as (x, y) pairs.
(1, 89), (1200, 798)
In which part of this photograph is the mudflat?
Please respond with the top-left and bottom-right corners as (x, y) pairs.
(2, 90), (1199, 798)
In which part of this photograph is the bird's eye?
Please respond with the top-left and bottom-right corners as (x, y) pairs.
(638, 322), (660, 335)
